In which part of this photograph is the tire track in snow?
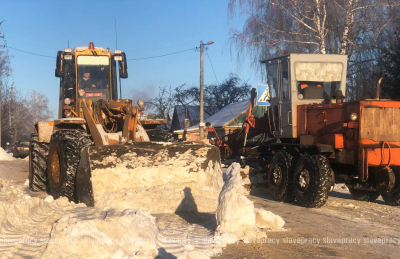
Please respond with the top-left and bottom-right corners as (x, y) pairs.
(0, 181), (82, 258)
(155, 213), (221, 258)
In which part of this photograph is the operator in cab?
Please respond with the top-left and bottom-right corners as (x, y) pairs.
(78, 67), (97, 89)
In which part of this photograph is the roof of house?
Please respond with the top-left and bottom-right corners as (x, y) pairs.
(171, 105), (211, 131)
(174, 100), (250, 133)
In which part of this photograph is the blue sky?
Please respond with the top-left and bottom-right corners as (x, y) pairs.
(0, 0), (262, 117)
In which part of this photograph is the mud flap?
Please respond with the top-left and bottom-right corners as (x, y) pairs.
(76, 142), (222, 207)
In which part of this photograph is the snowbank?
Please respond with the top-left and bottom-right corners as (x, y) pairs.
(0, 179), (81, 258)
(215, 163), (285, 243)
(0, 147), (15, 161)
(91, 147), (224, 214)
(0, 150), (284, 258)
(42, 209), (159, 259)
(177, 251), (211, 259)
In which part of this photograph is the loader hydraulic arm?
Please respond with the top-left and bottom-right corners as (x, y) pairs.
(80, 99), (146, 146)
(243, 88), (257, 150)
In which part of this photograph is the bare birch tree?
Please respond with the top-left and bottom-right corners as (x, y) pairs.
(229, 0), (400, 99)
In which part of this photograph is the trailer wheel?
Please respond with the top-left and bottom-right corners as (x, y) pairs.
(381, 167), (400, 206)
(348, 188), (380, 202)
(267, 150), (295, 202)
(293, 154), (331, 208)
(47, 130), (92, 202)
(29, 133), (50, 191)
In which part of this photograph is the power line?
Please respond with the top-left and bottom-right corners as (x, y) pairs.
(125, 41), (199, 52)
(205, 49), (218, 84)
(5, 44), (197, 61)
(7, 46), (56, 58)
(127, 48), (195, 61)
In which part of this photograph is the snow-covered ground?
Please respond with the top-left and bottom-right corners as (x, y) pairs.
(1, 153), (400, 259)
(0, 152), (284, 259)
(0, 148), (15, 161)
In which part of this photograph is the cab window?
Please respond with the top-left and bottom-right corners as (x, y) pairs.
(77, 56), (111, 101)
(282, 60), (289, 100)
(266, 63), (278, 98)
(295, 62), (343, 100)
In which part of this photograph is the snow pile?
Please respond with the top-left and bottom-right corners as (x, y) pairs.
(42, 209), (159, 259)
(254, 208), (285, 230)
(0, 178), (161, 259)
(215, 163), (285, 243)
(0, 147), (15, 161)
(91, 146), (224, 214)
(177, 251), (211, 259)
(0, 179), (81, 258)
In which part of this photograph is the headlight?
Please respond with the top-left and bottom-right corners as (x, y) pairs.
(64, 48), (72, 53)
(114, 56), (122, 61)
(298, 94), (303, 100)
(350, 113), (358, 121)
(115, 49), (122, 54)
(137, 99), (145, 107)
(64, 98), (71, 105)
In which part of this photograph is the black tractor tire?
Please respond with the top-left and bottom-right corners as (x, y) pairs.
(29, 133), (50, 192)
(267, 150), (295, 202)
(381, 167), (400, 206)
(293, 154), (332, 208)
(348, 188), (380, 202)
(47, 130), (92, 202)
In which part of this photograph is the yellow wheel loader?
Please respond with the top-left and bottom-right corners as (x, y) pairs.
(29, 42), (221, 206)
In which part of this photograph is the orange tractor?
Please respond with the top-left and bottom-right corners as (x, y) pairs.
(212, 53), (400, 207)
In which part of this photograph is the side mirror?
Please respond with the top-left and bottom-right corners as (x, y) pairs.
(118, 52), (128, 79)
(55, 51), (63, 78)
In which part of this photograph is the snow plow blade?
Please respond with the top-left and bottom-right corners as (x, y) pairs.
(76, 142), (222, 207)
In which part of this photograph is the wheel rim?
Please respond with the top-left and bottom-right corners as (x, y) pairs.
(297, 169), (310, 192)
(386, 169), (400, 195)
(28, 152), (33, 183)
(272, 166), (283, 186)
(50, 151), (61, 184)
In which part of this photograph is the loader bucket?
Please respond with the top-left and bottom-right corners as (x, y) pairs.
(76, 142), (223, 208)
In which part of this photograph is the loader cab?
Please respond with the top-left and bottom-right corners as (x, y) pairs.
(262, 53), (348, 139)
(55, 42), (128, 118)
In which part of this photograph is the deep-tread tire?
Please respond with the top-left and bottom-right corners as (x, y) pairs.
(47, 130), (92, 202)
(267, 150), (295, 202)
(348, 188), (380, 202)
(381, 167), (400, 206)
(29, 133), (50, 191)
(293, 154), (331, 208)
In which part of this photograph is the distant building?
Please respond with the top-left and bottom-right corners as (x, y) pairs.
(174, 100), (266, 141)
(171, 105), (211, 132)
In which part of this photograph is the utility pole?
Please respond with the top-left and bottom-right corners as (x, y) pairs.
(199, 40), (214, 141)
(10, 84), (14, 143)
(0, 79), (2, 147)
(9, 84), (12, 128)
(0, 20), (4, 147)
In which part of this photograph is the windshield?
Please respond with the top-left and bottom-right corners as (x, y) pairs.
(77, 56), (111, 101)
(295, 62), (343, 100)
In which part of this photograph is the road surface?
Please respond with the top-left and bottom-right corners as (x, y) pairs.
(215, 189), (400, 259)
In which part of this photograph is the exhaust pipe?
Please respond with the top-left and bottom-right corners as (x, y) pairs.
(376, 74), (386, 100)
